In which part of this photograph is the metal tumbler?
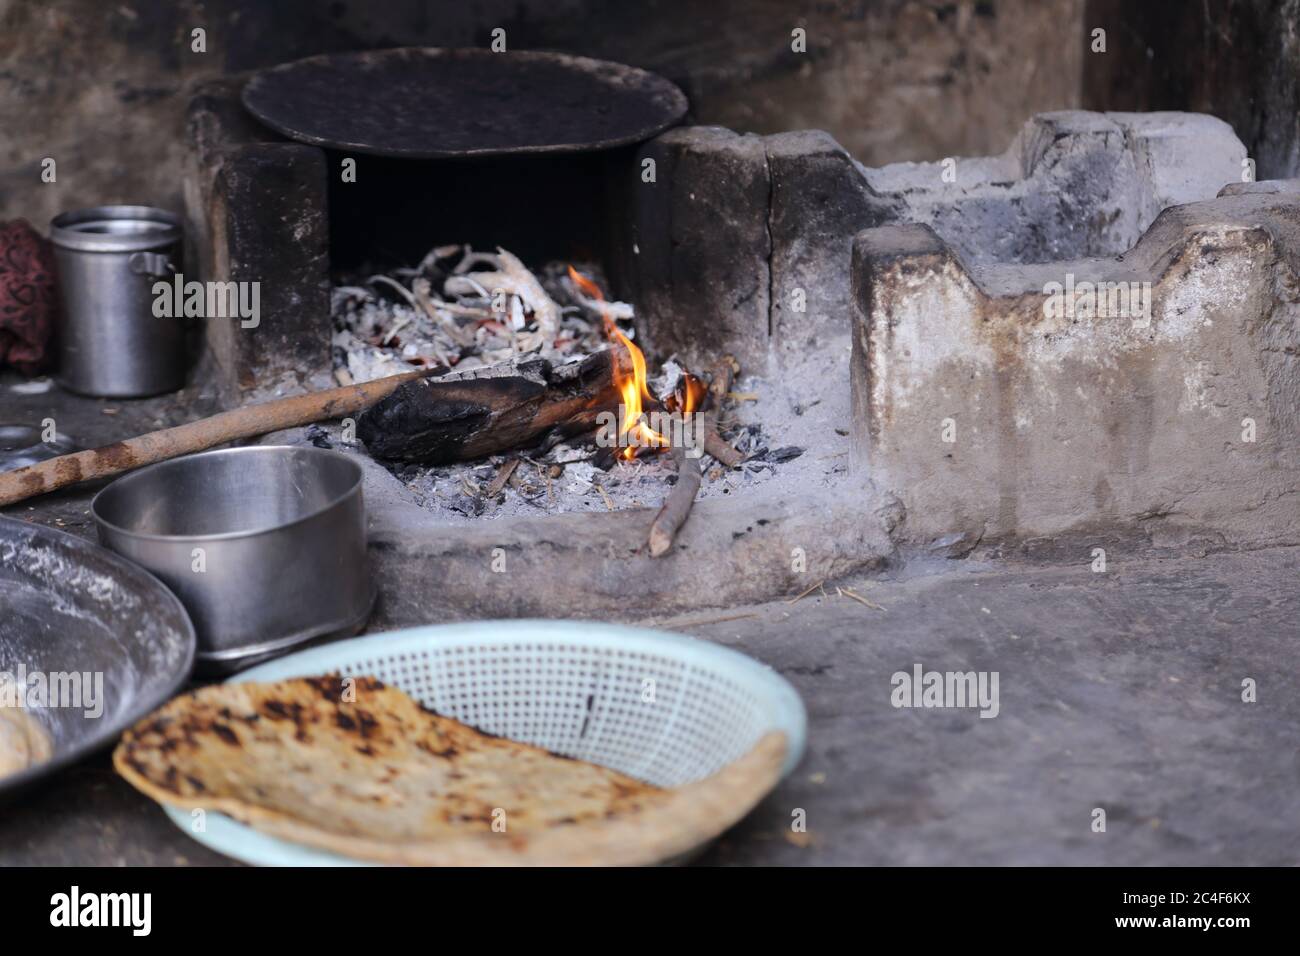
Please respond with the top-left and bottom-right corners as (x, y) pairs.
(49, 205), (185, 397)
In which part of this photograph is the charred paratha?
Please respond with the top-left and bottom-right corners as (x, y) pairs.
(114, 675), (785, 866)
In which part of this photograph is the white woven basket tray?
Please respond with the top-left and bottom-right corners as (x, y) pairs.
(163, 619), (807, 866)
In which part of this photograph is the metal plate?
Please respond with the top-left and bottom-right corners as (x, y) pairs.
(241, 47), (689, 159)
(0, 517), (196, 799)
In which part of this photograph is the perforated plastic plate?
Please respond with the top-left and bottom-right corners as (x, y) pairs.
(162, 619), (806, 866)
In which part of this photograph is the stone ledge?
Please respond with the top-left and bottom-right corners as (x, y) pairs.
(185, 78), (332, 405)
(320, 446), (896, 623)
(628, 127), (772, 376)
(851, 185), (1300, 547)
(632, 111), (1244, 385)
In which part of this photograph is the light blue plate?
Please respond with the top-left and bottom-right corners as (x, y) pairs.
(162, 619), (807, 866)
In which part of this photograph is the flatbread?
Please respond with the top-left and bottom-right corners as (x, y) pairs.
(0, 699), (53, 779)
(114, 675), (785, 866)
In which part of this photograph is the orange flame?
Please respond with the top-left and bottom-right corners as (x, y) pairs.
(679, 372), (707, 416)
(569, 266), (666, 460)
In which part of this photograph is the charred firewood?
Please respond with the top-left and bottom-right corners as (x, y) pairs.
(647, 356), (737, 557)
(704, 429), (746, 467)
(358, 347), (629, 465)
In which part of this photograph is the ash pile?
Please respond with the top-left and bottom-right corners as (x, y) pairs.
(328, 245), (821, 525)
(331, 245), (623, 381)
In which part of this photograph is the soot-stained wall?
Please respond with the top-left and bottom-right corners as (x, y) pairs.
(1, 0), (1085, 226)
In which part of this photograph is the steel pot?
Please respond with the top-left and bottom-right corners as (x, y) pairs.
(91, 446), (375, 672)
(49, 205), (185, 397)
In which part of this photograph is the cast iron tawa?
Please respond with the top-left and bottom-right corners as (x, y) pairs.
(241, 47), (689, 159)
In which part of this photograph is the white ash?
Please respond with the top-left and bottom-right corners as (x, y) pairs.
(383, 447), (765, 524)
(331, 245), (638, 384)
(305, 367), (847, 525)
(648, 359), (685, 404)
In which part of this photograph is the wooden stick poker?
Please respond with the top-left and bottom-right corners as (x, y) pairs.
(0, 369), (432, 508)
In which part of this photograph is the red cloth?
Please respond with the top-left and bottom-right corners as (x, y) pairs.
(0, 219), (57, 375)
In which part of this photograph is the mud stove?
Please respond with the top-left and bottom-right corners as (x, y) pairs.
(182, 50), (1300, 623)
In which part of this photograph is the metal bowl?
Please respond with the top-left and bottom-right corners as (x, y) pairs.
(0, 517), (195, 800)
(91, 446), (375, 673)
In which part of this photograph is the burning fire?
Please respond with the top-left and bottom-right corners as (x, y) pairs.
(568, 266), (668, 460)
(677, 371), (707, 416)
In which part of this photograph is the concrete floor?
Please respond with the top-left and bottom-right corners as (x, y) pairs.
(2, 538), (1297, 865)
(689, 547), (1300, 865)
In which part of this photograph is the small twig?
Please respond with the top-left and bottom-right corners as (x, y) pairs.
(427, 298), (494, 320)
(653, 611), (761, 629)
(647, 356), (736, 557)
(838, 586), (886, 611)
(704, 429), (746, 467)
(453, 248), (501, 275)
(786, 580), (825, 605)
(647, 443), (701, 556)
(368, 274), (418, 307)
(417, 243), (461, 273)
(485, 458), (519, 498)
(594, 482), (615, 511)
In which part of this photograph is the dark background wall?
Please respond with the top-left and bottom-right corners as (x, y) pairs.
(1083, 0), (1300, 180)
(1, 0), (1296, 230)
(1, 0), (1084, 226)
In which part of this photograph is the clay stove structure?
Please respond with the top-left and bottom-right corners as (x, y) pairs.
(183, 73), (1300, 621)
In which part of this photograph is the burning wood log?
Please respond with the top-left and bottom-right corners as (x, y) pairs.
(358, 347), (630, 465)
(647, 356), (736, 557)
